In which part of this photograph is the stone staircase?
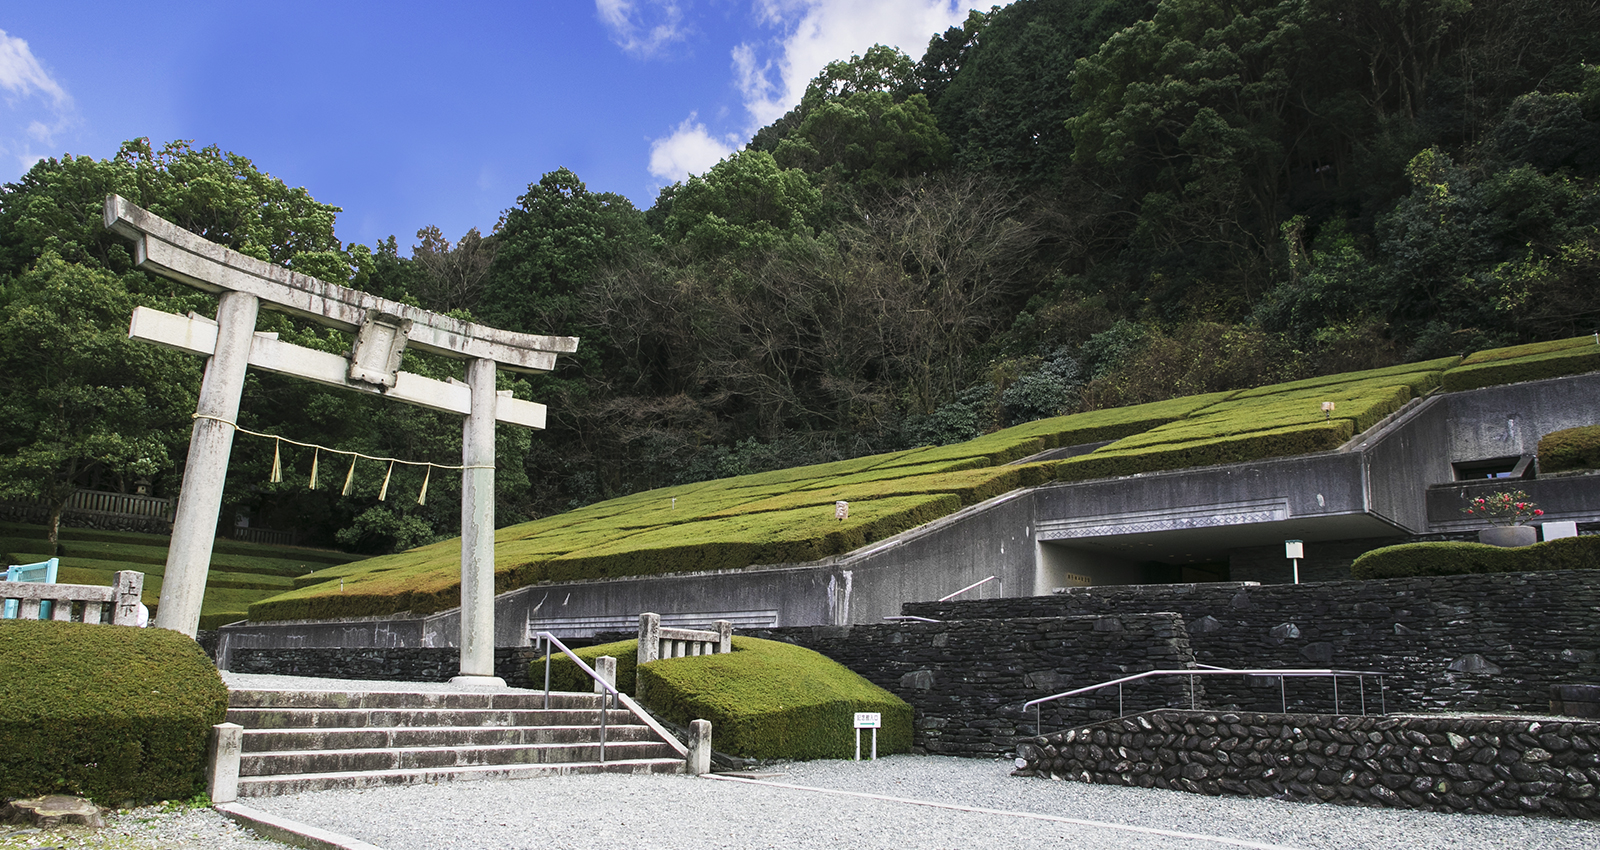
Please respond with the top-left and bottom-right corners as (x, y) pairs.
(226, 687), (687, 796)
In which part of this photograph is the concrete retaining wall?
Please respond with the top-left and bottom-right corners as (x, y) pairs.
(1016, 709), (1600, 819)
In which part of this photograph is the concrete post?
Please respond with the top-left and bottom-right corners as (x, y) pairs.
(715, 620), (732, 654)
(638, 612), (661, 665)
(451, 357), (504, 686)
(156, 291), (259, 637)
(110, 571), (145, 626)
(687, 719), (712, 776)
(207, 722), (243, 804)
(594, 655), (617, 695)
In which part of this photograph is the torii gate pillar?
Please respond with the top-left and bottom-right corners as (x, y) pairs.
(155, 291), (260, 635)
(457, 358), (498, 683)
(106, 196), (576, 685)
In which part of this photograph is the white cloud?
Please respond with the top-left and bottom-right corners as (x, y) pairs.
(0, 28), (76, 178)
(596, 0), (689, 58)
(735, 0), (968, 128)
(648, 114), (738, 182)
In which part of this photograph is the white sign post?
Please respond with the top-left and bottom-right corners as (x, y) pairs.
(1285, 539), (1304, 584)
(854, 711), (881, 761)
(105, 196), (577, 685)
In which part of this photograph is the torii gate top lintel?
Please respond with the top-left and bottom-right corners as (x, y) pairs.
(104, 194), (578, 373)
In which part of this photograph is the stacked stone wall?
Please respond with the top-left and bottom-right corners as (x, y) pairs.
(905, 571), (1600, 715)
(1017, 709), (1600, 819)
(744, 614), (1195, 757)
(228, 646), (547, 689)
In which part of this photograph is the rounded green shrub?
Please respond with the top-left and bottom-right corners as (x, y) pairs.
(534, 638), (641, 695)
(1351, 535), (1600, 579)
(636, 636), (911, 760)
(0, 621), (228, 805)
(1539, 424), (1600, 474)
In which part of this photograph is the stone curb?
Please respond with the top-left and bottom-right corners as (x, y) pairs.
(214, 802), (386, 850)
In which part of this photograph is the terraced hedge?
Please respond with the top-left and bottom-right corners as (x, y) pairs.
(1539, 424), (1600, 474)
(637, 637), (912, 760)
(1351, 535), (1600, 579)
(1, 521), (358, 628)
(1441, 335), (1600, 392)
(247, 336), (1600, 623)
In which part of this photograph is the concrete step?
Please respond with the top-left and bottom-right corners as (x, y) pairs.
(228, 688), (605, 711)
(226, 706), (633, 729)
(241, 739), (683, 775)
(235, 757), (686, 797)
(242, 723), (665, 751)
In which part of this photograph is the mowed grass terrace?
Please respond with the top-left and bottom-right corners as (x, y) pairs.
(247, 335), (1600, 623)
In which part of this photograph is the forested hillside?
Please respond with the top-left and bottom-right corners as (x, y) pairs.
(3, 0), (1597, 554)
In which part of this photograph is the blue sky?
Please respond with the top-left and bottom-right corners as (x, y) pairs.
(2, 1), (974, 250)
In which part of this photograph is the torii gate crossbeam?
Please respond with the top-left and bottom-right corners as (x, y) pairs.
(104, 196), (577, 685)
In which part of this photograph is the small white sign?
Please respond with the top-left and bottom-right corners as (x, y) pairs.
(854, 712), (881, 729)
(1284, 539), (1304, 559)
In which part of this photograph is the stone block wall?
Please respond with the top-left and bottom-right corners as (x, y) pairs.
(1016, 709), (1600, 819)
(905, 571), (1600, 715)
(743, 614), (1196, 758)
(228, 646), (547, 689)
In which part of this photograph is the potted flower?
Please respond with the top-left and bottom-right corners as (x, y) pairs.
(1461, 490), (1544, 547)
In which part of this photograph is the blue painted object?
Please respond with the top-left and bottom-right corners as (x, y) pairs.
(2, 557), (59, 619)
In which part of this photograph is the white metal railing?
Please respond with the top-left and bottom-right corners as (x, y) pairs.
(1021, 666), (1389, 736)
(532, 631), (624, 762)
(0, 570), (145, 625)
(637, 612), (732, 664)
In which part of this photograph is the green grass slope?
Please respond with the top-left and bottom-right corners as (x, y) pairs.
(1, 521), (362, 629)
(247, 335), (1600, 623)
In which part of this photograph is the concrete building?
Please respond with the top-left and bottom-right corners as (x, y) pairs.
(215, 372), (1600, 665)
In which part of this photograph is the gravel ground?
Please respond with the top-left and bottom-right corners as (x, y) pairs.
(245, 755), (1599, 850)
(0, 804), (288, 850)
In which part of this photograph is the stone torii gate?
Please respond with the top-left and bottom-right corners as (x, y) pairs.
(104, 195), (577, 685)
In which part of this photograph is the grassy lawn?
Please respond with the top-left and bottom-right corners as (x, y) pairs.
(1, 521), (361, 628)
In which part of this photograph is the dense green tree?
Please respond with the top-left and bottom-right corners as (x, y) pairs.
(0, 255), (199, 552)
(930, 0), (1154, 183)
(481, 168), (647, 336)
(660, 151), (820, 260)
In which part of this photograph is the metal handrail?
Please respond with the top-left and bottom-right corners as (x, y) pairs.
(938, 575), (998, 602)
(1021, 666), (1388, 736)
(533, 631), (623, 764)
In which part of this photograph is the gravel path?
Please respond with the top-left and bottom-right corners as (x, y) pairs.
(246, 755), (1598, 850)
(0, 804), (288, 850)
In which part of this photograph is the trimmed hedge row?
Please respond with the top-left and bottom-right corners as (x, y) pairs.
(1539, 424), (1600, 474)
(533, 637), (912, 760)
(0, 621), (228, 805)
(539, 638), (642, 694)
(1054, 420), (1356, 483)
(249, 336), (1583, 623)
(1457, 335), (1600, 366)
(1441, 337), (1600, 392)
(636, 637), (912, 760)
(1228, 357), (1458, 398)
(1350, 535), (1600, 579)
(249, 494), (963, 620)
